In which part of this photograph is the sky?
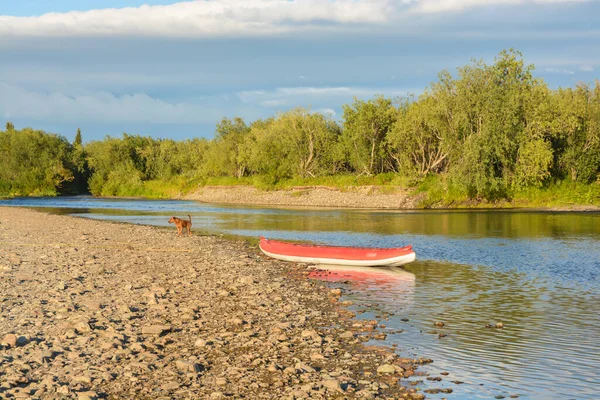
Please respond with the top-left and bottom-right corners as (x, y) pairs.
(1, 0), (599, 143)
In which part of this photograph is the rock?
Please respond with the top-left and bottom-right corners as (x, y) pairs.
(376, 364), (397, 375)
(73, 375), (92, 384)
(65, 329), (79, 339)
(78, 391), (98, 400)
(141, 325), (171, 336)
(175, 360), (203, 373)
(2, 334), (17, 347)
(322, 379), (343, 393)
(340, 330), (354, 339)
(40, 350), (57, 363)
(434, 321), (445, 328)
(57, 385), (70, 394)
(161, 382), (181, 391)
(294, 362), (316, 373)
(301, 329), (322, 343)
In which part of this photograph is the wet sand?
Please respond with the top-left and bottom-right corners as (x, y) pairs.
(0, 207), (429, 399)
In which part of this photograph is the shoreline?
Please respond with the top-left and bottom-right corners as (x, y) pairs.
(183, 185), (600, 212)
(0, 207), (429, 399)
(3, 185), (600, 211)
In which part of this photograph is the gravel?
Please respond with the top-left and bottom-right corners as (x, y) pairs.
(0, 207), (429, 399)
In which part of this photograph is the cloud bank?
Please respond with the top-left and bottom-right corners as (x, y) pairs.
(0, 0), (392, 38)
(0, 0), (588, 38)
(0, 82), (412, 125)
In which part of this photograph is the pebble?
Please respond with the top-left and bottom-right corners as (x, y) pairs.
(141, 325), (171, 336)
(0, 207), (425, 399)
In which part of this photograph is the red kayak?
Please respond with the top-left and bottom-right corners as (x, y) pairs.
(259, 236), (416, 267)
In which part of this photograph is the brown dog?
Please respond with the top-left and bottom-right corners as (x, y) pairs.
(168, 214), (192, 236)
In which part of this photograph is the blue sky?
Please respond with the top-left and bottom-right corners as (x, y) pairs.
(1, 0), (599, 142)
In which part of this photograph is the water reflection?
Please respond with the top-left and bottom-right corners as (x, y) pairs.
(308, 265), (415, 303)
(340, 260), (600, 399)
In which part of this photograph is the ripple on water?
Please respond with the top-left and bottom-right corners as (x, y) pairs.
(316, 261), (600, 400)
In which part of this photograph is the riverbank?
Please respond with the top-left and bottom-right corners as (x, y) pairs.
(0, 207), (430, 399)
(183, 185), (600, 211)
(184, 185), (421, 209)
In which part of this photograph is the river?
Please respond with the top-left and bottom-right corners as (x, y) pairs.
(1, 196), (598, 399)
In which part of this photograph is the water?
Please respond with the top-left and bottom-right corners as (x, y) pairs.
(1, 196), (599, 399)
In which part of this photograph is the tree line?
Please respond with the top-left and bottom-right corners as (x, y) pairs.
(1, 49), (599, 201)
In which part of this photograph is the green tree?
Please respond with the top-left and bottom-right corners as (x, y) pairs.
(341, 96), (398, 176)
(553, 82), (600, 182)
(0, 128), (75, 196)
(388, 95), (453, 177)
(203, 117), (251, 178)
(246, 109), (341, 181)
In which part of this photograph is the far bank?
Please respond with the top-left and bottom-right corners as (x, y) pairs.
(182, 184), (600, 211)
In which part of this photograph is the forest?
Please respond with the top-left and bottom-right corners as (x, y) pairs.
(1, 50), (599, 206)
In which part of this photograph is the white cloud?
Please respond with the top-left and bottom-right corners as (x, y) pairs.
(0, 83), (409, 126)
(0, 82), (224, 124)
(0, 0), (392, 38)
(238, 86), (415, 104)
(545, 67), (575, 75)
(0, 0), (589, 38)
(313, 108), (337, 116)
(410, 0), (589, 13)
(580, 65), (594, 71)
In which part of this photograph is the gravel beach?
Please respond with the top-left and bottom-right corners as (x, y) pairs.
(0, 207), (429, 399)
(184, 186), (420, 209)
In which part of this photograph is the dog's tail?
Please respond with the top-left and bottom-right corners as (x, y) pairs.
(188, 214), (192, 224)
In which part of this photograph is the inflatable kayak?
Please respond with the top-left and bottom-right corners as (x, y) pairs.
(259, 236), (416, 267)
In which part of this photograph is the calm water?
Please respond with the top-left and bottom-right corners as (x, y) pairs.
(1, 196), (599, 399)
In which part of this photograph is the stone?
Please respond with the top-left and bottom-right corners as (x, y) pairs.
(175, 360), (203, 373)
(340, 331), (354, 339)
(2, 334), (17, 347)
(73, 375), (92, 384)
(376, 364), (397, 375)
(78, 391), (98, 400)
(161, 382), (181, 391)
(141, 325), (171, 336)
(322, 379), (343, 393)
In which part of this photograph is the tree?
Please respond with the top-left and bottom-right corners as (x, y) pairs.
(74, 128), (82, 146)
(203, 117), (251, 178)
(0, 128), (75, 196)
(5, 122), (14, 131)
(553, 82), (600, 182)
(341, 96), (398, 176)
(388, 95), (453, 177)
(446, 49), (547, 197)
(246, 109), (341, 180)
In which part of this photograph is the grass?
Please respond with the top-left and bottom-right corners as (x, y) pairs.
(6, 172), (599, 209)
(511, 180), (600, 208)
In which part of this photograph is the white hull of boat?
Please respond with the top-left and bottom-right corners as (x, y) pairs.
(259, 248), (416, 267)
